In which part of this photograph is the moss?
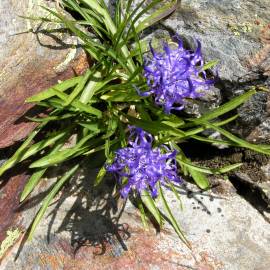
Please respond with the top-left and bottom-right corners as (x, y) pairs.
(0, 228), (21, 258)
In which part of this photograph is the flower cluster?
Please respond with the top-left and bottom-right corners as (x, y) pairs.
(106, 127), (181, 198)
(142, 37), (214, 113)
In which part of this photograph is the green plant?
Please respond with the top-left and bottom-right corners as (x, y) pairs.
(1, 0), (269, 247)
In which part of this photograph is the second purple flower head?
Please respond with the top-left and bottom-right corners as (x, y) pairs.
(142, 36), (215, 114)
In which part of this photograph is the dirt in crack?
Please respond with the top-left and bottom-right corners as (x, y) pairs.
(181, 140), (269, 184)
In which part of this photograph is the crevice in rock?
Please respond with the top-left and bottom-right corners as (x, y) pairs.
(229, 175), (270, 223)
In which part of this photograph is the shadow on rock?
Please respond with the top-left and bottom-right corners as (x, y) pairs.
(46, 165), (130, 256)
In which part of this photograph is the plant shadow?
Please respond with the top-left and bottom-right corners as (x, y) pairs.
(45, 165), (130, 256)
(13, 162), (131, 261)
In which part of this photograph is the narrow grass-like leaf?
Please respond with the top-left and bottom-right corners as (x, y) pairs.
(20, 135), (69, 202)
(49, 88), (102, 118)
(17, 129), (68, 161)
(182, 90), (256, 128)
(203, 122), (270, 155)
(113, 0), (147, 50)
(64, 69), (92, 106)
(172, 143), (209, 189)
(27, 164), (79, 240)
(176, 157), (242, 175)
(30, 132), (98, 168)
(141, 190), (162, 225)
(158, 183), (190, 248)
(77, 122), (101, 132)
(26, 113), (74, 123)
(184, 114), (239, 137)
(94, 165), (107, 187)
(137, 197), (149, 229)
(167, 180), (183, 211)
(81, 0), (136, 72)
(100, 90), (141, 102)
(0, 123), (46, 177)
(103, 116), (118, 139)
(20, 168), (46, 202)
(26, 77), (82, 103)
(190, 134), (238, 147)
(188, 169), (209, 190)
(126, 115), (186, 137)
(41, 6), (103, 60)
(79, 70), (102, 103)
(201, 60), (219, 71)
(134, 0), (177, 35)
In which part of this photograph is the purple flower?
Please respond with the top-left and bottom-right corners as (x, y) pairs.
(106, 126), (181, 198)
(142, 36), (214, 114)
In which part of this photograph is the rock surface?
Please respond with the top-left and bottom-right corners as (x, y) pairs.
(0, 0), (88, 148)
(162, 0), (270, 141)
(1, 169), (270, 270)
(0, 1), (270, 270)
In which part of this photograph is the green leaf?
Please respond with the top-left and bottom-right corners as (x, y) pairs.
(183, 90), (256, 128)
(41, 5), (104, 61)
(94, 166), (107, 187)
(134, 0), (177, 34)
(18, 130), (68, 161)
(63, 0), (106, 38)
(172, 143), (209, 189)
(79, 70), (104, 103)
(20, 169), (46, 202)
(101, 90), (142, 102)
(81, 0), (136, 73)
(49, 88), (102, 118)
(26, 113), (74, 123)
(215, 163), (243, 173)
(184, 114), (239, 137)
(188, 169), (209, 190)
(20, 135), (68, 202)
(26, 76), (82, 103)
(158, 183), (190, 248)
(177, 157), (243, 175)
(167, 181), (183, 211)
(30, 132), (98, 168)
(113, 0), (148, 49)
(27, 164), (79, 240)
(203, 122), (270, 155)
(64, 69), (93, 106)
(201, 60), (219, 71)
(77, 121), (101, 132)
(137, 197), (149, 229)
(126, 115), (186, 137)
(141, 190), (162, 225)
(190, 134), (238, 147)
(0, 123), (46, 177)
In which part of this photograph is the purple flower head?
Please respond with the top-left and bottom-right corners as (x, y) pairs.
(142, 36), (215, 114)
(106, 126), (181, 198)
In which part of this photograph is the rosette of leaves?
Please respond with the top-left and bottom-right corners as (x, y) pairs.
(1, 0), (269, 247)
